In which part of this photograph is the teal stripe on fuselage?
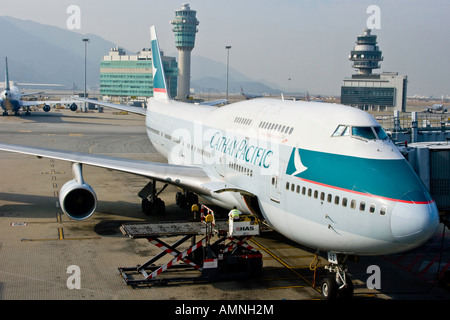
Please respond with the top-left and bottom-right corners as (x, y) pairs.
(286, 148), (432, 203)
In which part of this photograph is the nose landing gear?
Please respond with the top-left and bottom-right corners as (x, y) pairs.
(320, 253), (354, 300)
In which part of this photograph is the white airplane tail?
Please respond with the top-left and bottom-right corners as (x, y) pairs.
(5, 57), (10, 91)
(150, 26), (170, 101)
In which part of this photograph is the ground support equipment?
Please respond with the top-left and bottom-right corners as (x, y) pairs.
(118, 220), (263, 287)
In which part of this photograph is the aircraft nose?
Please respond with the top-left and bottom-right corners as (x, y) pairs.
(390, 200), (439, 248)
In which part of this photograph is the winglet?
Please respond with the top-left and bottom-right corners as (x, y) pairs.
(5, 57), (10, 91)
(150, 26), (170, 101)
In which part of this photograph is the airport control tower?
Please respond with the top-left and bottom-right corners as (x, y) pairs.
(171, 3), (199, 101)
(348, 28), (383, 75)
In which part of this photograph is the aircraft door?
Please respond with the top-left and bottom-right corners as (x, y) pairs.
(269, 160), (285, 203)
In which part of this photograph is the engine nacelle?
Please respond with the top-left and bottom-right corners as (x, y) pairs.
(70, 103), (78, 111)
(43, 104), (51, 112)
(59, 179), (97, 220)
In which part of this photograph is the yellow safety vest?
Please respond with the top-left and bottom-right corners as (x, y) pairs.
(230, 209), (241, 219)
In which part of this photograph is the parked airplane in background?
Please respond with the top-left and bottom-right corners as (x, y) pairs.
(1, 57), (78, 115)
(240, 87), (263, 100)
(0, 27), (440, 299)
(423, 104), (447, 113)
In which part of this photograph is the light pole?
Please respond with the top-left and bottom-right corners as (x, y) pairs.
(82, 38), (89, 112)
(225, 46), (231, 102)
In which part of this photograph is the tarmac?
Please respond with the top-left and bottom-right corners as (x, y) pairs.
(0, 107), (449, 303)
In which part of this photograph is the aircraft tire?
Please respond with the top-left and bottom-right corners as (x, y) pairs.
(338, 276), (354, 300)
(320, 277), (337, 300)
(141, 198), (165, 215)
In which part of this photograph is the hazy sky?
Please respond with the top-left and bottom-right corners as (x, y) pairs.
(1, 0), (449, 96)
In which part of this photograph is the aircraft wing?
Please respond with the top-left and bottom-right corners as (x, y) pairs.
(0, 142), (212, 193)
(21, 100), (78, 107)
(198, 99), (228, 106)
(74, 98), (147, 116)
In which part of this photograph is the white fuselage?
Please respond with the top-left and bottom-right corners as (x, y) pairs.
(1, 85), (23, 112)
(144, 97), (439, 256)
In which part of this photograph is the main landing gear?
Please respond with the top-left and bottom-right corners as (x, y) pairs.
(320, 253), (354, 300)
(138, 180), (199, 216)
(139, 180), (168, 215)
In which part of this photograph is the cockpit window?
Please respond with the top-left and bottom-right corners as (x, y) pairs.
(332, 125), (347, 137)
(332, 125), (389, 140)
(374, 126), (388, 140)
(352, 127), (377, 140)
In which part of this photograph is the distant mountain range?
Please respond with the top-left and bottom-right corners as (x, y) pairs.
(0, 16), (285, 95)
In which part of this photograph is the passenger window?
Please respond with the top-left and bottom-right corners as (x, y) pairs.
(308, 189), (312, 197)
(350, 200), (356, 209)
(320, 192), (325, 201)
(360, 202), (366, 211)
(314, 190), (318, 199)
(296, 185), (300, 193)
(342, 198), (348, 207)
(327, 194), (332, 203)
(291, 184), (295, 192)
(369, 204), (376, 213)
(380, 206), (387, 215)
(286, 182), (290, 190)
(334, 196), (340, 205)
(302, 187), (306, 195)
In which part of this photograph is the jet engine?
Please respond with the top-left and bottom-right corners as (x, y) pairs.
(59, 163), (97, 220)
(43, 104), (51, 112)
(70, 103), (78, 111)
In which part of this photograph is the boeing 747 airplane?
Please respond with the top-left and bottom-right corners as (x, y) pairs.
(0, 27), (439, 299)
(1, 57), (78, 115)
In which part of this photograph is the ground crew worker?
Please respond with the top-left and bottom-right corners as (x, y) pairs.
(228, 206), (241, 220)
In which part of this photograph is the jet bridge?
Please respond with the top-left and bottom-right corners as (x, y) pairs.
(399, 142), (450, 227)
(118, 206), (263, 287)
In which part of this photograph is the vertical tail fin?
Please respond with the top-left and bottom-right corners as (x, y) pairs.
(150, 26), (170, 101)
(5, 57), (10, 91)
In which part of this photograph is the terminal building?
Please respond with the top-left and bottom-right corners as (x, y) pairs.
(341, 29), (407, 112)
(100, 47), (178, 100)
